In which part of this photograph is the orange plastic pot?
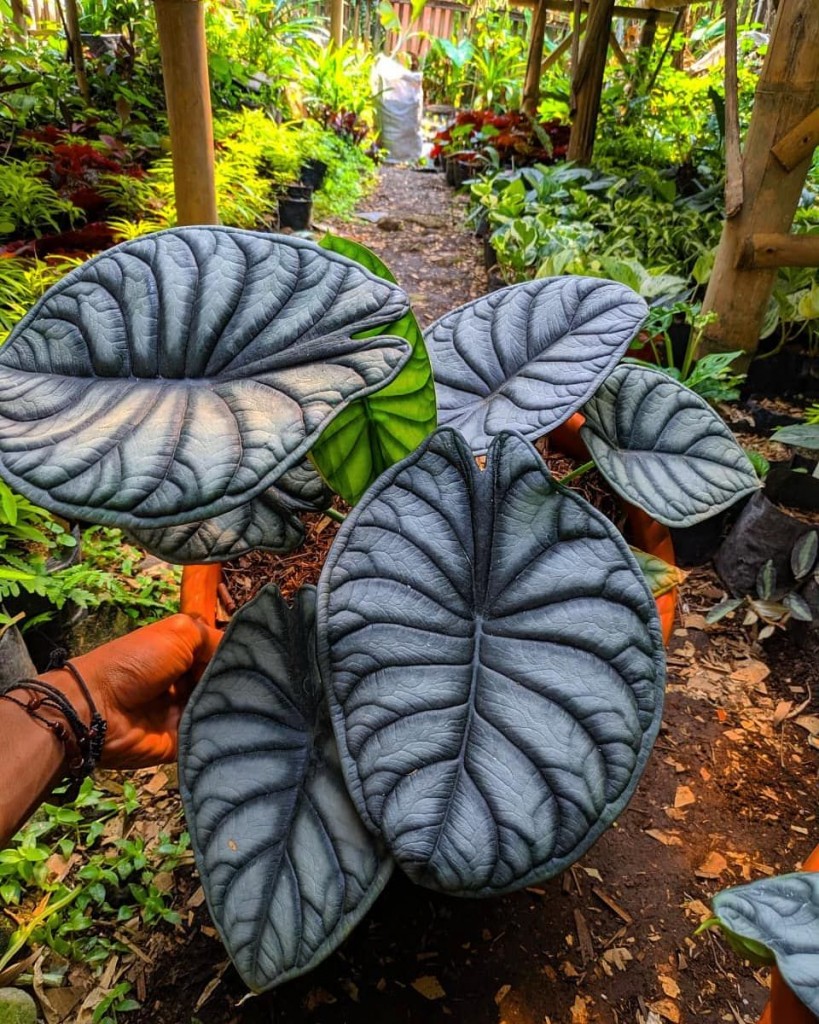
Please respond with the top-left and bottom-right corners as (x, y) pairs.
(758, 843), (819, 1024)
(180, 564), (222, 629)
(549, 413), (677, 645)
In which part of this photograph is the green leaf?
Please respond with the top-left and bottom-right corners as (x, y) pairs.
(791, 531), (818, 580)
(772, 424), (819, 450)
(744, 449), (770, 480)
(756, 560), (776, 600)
(311, 234), (436, 504)
(630, 546), (687, 597)
(706, 597), (743, 624)
(784, 592), (814, 622)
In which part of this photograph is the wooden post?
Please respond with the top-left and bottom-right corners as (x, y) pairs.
(11, 0), (28, 35)
(153, 0), (218, 226)
(330, 0), (344, 47)
(697, 0), (819, 360)
(723, 0), (743, 216)
(633, 8), (658, 87)
(60, 0), (90, 101)
(567, 0), (616, 164)
(522, 0), (550, 115)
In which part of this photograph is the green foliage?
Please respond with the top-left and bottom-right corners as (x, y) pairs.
(0, 479), (179, 633)
(0, 255), (85, 341)
(0, 159), (79, 239)
(310, 234), (437, 504)
(0, 777), (190, 1015)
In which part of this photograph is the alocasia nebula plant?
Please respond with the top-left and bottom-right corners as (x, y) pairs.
(0, 227), (761, 992)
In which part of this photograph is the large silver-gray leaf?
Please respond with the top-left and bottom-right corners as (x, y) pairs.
(0, 228), (410, 529)
(581, 365), (760, 527)
(423, 277), (647, 455)
(126, 462), (332, 563)
(318, 428), (665, 897)
(713, 873), (819, 1013)
(179, 585), (392, 992)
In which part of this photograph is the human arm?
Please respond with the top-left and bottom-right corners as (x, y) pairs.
(0, 613), (221, 847)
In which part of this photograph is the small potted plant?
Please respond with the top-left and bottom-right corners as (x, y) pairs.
(0, 229), (758, 995)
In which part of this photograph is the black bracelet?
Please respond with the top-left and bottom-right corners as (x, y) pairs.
(0, 663), (107, 799)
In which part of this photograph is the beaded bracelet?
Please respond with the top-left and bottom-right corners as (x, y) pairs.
(0, 662), (107, 797)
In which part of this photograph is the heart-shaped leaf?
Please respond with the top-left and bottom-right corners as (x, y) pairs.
(581, 365), (760, 527)
(179, 585), (392, 992)
(127, 462), (332, 563)
(712, 873), (819, 1013)
(423, 277), (647, 455)
(0, 228), (411, 529)
(318, 428), (665, 897)
(310, 234), (437, 504)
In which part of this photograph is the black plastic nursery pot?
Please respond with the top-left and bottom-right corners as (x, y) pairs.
(278, 194), (313, 232)
(715, 489), (819, 617)
(300, 158), (328, 191)
(444, 157), (457, 187)
(483, 236), (498, 270)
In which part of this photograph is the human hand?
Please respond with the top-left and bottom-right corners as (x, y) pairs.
(46, 614), (222, 769)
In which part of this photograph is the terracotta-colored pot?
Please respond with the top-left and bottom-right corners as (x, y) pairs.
(758, 843), (819, 1024)
(180, 564), (221, 628)
(549, 412), (677, 646)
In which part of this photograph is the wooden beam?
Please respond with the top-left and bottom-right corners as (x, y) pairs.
(510, 0), (678, 23)
(608, 29), (629, 68)
(568, 0), (616, 165)
(737, 232), (819, 269)
(540, 20), (586, 72)
(523, 0), (550, 114)
(698, 0), (819, 360)
(154, 0), (218, 226)
(771, 106), (819, 171)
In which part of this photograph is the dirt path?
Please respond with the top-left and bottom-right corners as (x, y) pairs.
(132, 168), (819, 1024)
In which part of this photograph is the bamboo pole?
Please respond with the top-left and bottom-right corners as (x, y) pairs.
(522, 0), (551, 115)
(511, 0), (677, 24)
(697, 0), (819, 361)
(59, 0), (90, 101)
(330, 0), (344, 46)
(723, 0), (743, 216)
(11, 0), (28, 35)
(771, 107), (819, 171)
(737, 232), (819, 269)
(153, 0), (218, 227)
(567, 0), (617, 164)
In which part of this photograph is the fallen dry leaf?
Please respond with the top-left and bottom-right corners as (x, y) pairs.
(646, 829), (683, 846)
(650, 998), (681, 1023)
(602, 947), (633, 971)
(731, 660), (770, 687)
(695, 852), (729, 879)
(683, 898), (712, 920)
(773, 700), (793, 727)
(659, 975), (681, 999)
(674, 785), (696, 809)
(412, 975), (446, 1000)
(570, 994), (591, 1024)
